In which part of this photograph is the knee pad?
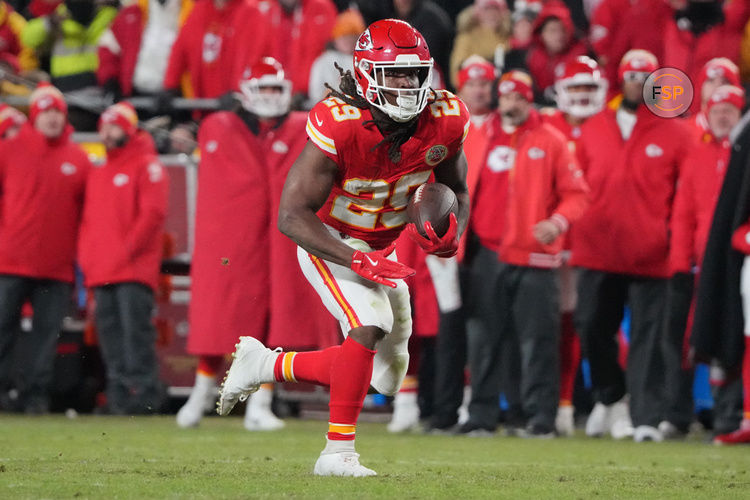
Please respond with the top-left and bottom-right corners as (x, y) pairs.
(370, 351), (409, 396)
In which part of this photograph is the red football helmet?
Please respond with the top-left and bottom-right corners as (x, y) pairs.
(238, 57), (292, 118)
(353, 19), (433, 122)
(554, 56), (607, 118)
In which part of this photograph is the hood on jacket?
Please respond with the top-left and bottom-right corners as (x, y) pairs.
(531, 0), (576, 49)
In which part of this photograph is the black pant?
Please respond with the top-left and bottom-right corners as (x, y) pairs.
(661, 273), (695, 431)
(94, 283), (162, 414)
(497, 263), (560, 429)
(429, 304), (467, 429)
(575, 269), (667, 427)
(465, 245), (521, 429)
(0, 275), (71, 412)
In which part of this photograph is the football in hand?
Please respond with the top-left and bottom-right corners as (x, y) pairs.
(407, 183), (458, 238)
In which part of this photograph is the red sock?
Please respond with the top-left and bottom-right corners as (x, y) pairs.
(273, 346), (341, 386)
(197, 355), (223, 377)
(327, 337), (375, 441)
(559, 312), (580, 406)
(743, 337), (750, 421)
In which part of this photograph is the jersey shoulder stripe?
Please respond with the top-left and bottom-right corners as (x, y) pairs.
(306, 118), (337, 155)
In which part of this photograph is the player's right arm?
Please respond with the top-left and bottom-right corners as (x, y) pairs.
(278, 141), (355, 267)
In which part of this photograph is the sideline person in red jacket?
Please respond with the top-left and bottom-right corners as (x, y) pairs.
(78, 102), (169, 414)
(461, 70), (589, 437)
(176, 57), (337, 431)
(571, 49), (690, 442)
(663, 85), (744, 439)
(525, 1), (588, 104)
(163, 0), (271, 99)
(0, 83), (90, 414)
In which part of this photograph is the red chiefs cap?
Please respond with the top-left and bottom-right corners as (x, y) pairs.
(618, 49), (658, 83)
(497, 70), (533, 101)
(29, 82), (67, 123)
(697, 58), (740, 92)
(457, 57), (497, 90)
(98, 102), (138, 137)
(706, 85), (745, 114)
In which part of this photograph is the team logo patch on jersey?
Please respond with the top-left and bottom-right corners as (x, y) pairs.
(113, 173), (129, 187)
(205, 140), (218, 153)
(60, 162), (76, 176)
(487, 145), (516, 172)
(527, 147), (546, 159)
(425, 145), (448, 166)
(645, 144), (663, 158)
(355, 29), (373, 51)
(272, 140), (289, 154)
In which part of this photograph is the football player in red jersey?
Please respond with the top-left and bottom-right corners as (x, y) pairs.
(176, 58), (337, 430)
(217, 18), (471, 476)
(543, 55), (607, 436)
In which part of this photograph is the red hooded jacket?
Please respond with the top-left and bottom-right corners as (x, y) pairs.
(79, 131), (169, 291)
(264, 0), (336, 95)
(570, 104), (690, 277)
(164, 0), (271, 97)
(669, 132), (730, 274)
(526, 1), (588, 99)
(0, 122), (90, 282)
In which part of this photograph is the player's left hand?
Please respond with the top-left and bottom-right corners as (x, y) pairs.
(407, 213), (459, 257)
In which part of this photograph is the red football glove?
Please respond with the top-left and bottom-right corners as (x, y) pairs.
(350, 243), (416, 288)
(406, 212), (459, 257)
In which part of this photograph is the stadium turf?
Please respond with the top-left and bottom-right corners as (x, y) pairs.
(1, 415), (748, 499)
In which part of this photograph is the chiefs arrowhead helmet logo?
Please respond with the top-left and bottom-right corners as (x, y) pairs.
(356, 29), (373, 51)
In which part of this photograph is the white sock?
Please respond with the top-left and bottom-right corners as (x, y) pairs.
(321, 437), (356, 455)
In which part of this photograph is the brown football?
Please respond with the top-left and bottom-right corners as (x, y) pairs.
(406, 182), (458, 238)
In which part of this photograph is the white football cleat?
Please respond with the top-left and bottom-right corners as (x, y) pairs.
(244, 387), (285, 431)
(176, 373), (217, 428)
(387, 392), (420, 433)
(555, 405), (575, 437)
(585, 402), (610, 437)
(217, 337), (280, 416)
(609, 398), (634, 440)
(313, 452), (377, 477)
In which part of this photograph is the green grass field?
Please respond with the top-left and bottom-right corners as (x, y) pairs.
(1, 414), (748, 499)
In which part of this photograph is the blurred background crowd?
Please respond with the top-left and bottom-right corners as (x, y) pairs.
(1, 0), (750, 446)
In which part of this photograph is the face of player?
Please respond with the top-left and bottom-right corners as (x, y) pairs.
(708, 102), (741, 139)
(34, 109), (66, 139)
(702, 76), (732, 107)
(99, 122), (129, 151)
(499, 92), (530, 127)
(621, 74), (646, 104)
(566, 83), (599, 106)
(540, 19), (567, 56)
(379, 67), (421, 105)
(459, 78), (494, 115)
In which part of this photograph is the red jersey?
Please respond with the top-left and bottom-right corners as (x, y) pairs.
(306, 90), (470, 250)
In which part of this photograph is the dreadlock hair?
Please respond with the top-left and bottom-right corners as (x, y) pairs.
(324, 62), (420, 163)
